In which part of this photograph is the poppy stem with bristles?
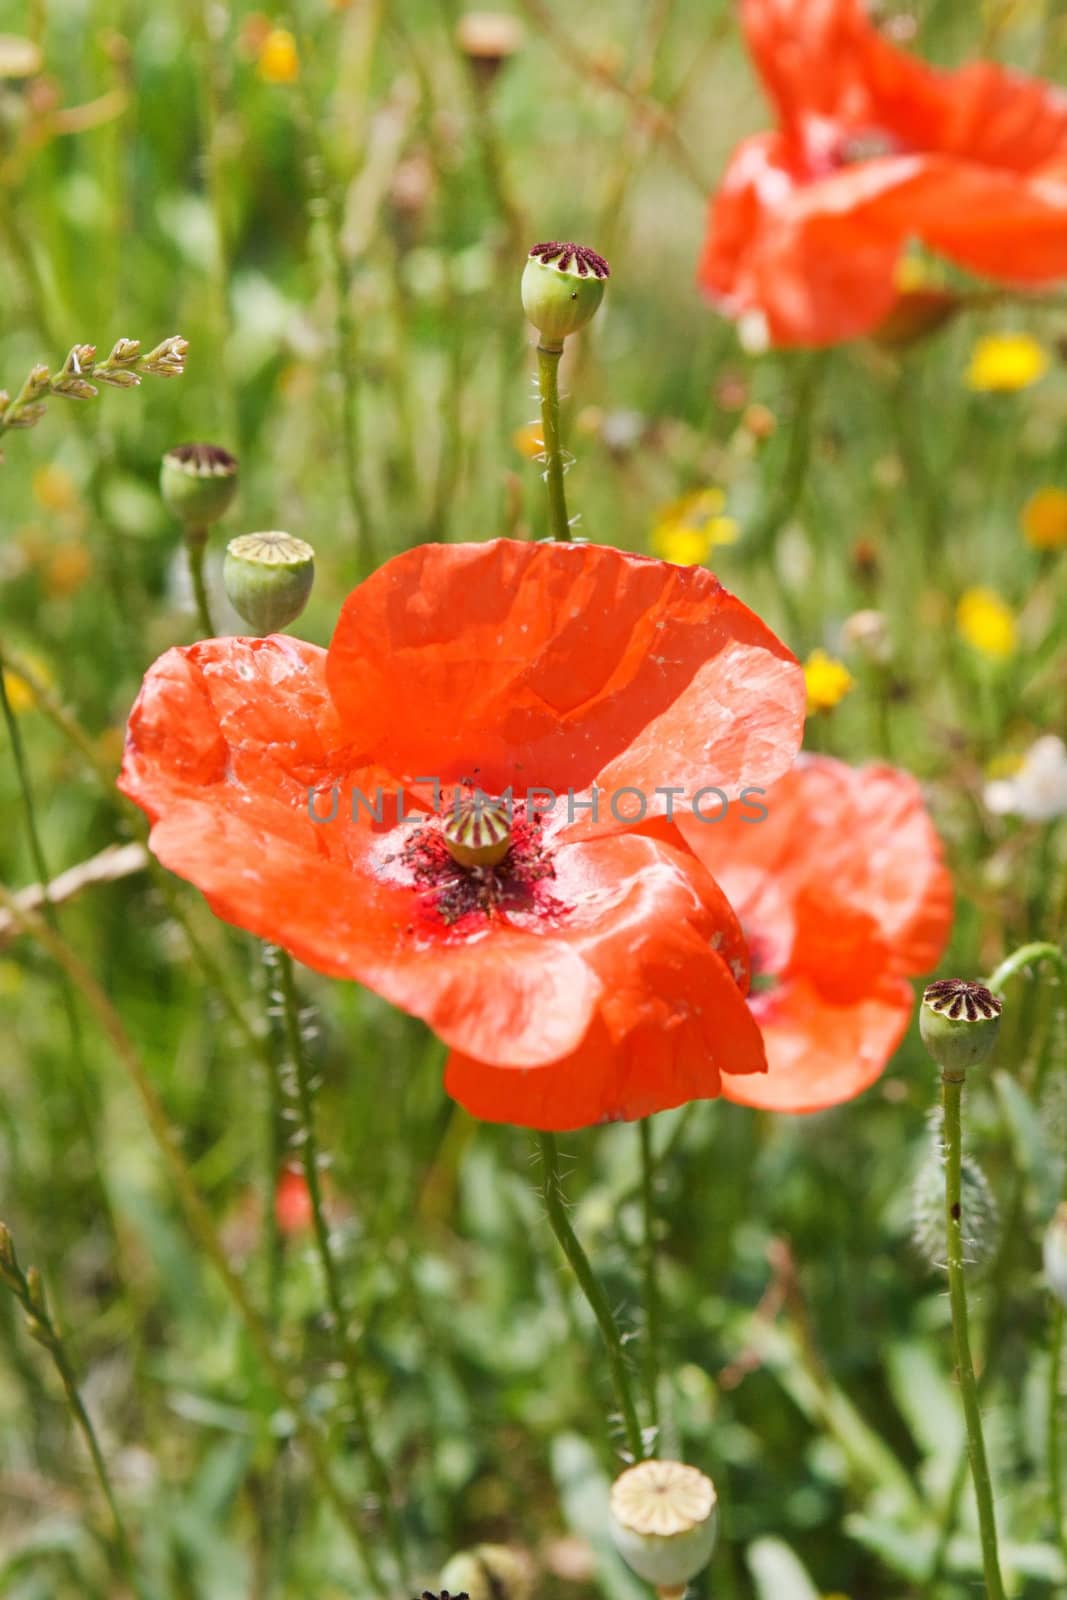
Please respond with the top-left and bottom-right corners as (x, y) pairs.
(276, 949), (410, 1589)
(537, 1131), (645, 1460)
(536, 343), (572, 542)
(941, 1068), (1007, 1600)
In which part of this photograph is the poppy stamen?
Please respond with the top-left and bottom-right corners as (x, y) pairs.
(400, 802), (560, 929)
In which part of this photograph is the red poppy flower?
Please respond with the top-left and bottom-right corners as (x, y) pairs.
(275, 1164), (314, 1236)
(119, 540), (805, 1130)
(676, 755), (953, 1111)
(699, 0), (1067, 347)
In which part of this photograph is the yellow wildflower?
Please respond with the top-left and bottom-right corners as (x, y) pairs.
(45, 543), (93, 597)
(957, 587), (1016, 659)
(803, 649), (854, 713)
(651, 488), (739, 567)
(965, 333), (1049, 393)
(257, 27), (299, 83)
(1021, 486), (1067, 551)
(512, 421), (544, 461)
(1, 650), (53, 715)
(32, 463), (79, 514)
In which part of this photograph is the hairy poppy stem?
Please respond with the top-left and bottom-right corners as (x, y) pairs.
(941, 1069), (1007, 1600)
(184, 527), (215, 636)
(276, 949), (409, 1588)
(639, 1120), (661, 1439)
(0, 888), (385, 1589)
(536, 344), (572, 542)
(928, 940), (1067, 1587)
(537, 1132), (645, 1460)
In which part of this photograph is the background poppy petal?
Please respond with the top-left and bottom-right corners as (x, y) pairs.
(720, 973), (914, 1112)
(681, 756), (953, 984)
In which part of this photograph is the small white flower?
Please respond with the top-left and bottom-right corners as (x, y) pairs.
(984, 735), (1067, 823)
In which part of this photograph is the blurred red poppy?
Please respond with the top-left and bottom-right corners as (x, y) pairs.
(699, 0), (1067, 346)
(119, 540), (805, 1130)
(275, 1164), (314, 1235)
(678, 755), (953, 1111)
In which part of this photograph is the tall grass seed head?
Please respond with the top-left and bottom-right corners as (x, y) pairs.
(161, 443), (238, 529)
(223, 531), (315, 635)
(609, 1460), (718, 1592)
(522, 241), (609, 349)
(920, 979), (1002, 1074)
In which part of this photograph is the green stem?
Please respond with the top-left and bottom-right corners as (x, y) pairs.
(537, 1132), (645, 1460)
(638, 1120), (660, 1440)
(536, 343), (572, 542)
(942, 1072), (1006, 1600)
(185, 527), (215, 636)
(291, 3), (377, 575)
(1050, 1301), (1065, 1564)
(0, 887), (384, 1586)
(0, 1244), (140, 1592)
(0, 645), (119, 1239)
(277, 950), (408, 1587)
(987, 941), (1067, 995)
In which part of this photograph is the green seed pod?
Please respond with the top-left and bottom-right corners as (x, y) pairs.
(438, 1544), (533, 1600)
(443, 796), (512, 869)
(161, 443), (238, 529)
(223, 531), (315, 635)
(609, 1460), (718, 1594)
(920, 979), (1002, 1075)
(521, 241), (609, 349)
(1044, 1204), (1067, 1308)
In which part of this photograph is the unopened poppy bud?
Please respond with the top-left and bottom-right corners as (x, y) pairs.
(443, 796), (512, 869)
(1044, 1204), (1067, 1308)
(223, 531), (315, 635)
(161, 443), (238, 530)
(438, 1545), (533, 1600)
(920, 979), (1002, 1075)
(521, 241), (610, 350)
(609, 1460), (718, 1595)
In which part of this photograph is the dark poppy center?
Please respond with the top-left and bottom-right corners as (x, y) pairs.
(399, 800), (561, 930)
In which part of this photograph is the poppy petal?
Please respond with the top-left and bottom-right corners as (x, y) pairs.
(720, 972), (914, 1112)
(705, 0), (1067, 345)
(325, 540), (803, 802)
(680, 756), (953, 983)
(445, 930), (767, 1131)
(118, 636), (602, 1067)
